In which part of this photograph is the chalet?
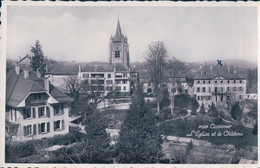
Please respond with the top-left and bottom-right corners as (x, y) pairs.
(6, 65), (73, 141)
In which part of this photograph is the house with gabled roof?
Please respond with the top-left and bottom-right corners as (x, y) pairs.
(6, 65), (73, 141)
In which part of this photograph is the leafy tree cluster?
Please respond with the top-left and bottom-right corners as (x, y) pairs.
(115, 83), (164, 163)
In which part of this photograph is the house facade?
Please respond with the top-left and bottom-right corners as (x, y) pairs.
(6, 65), (73, 141)
(192, 65), (247, 110)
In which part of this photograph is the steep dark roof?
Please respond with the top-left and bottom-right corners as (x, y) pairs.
(6, 70), (73, 107)
(192, 65), (246, 80)
(114, 20), (123, 41)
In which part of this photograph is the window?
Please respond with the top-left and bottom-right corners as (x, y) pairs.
(220, 87), (224, 92)
(106, 80), (113, 84)
(34, 93), (41, 100)
(216, 96), (218, 102)
(23, 125), (32, 136)
(239, 87), (242, 91)
(227, 80), (230, 84)
(197, 87), (200, 92)
(203, 81), (205, 84)
(54, 104), (64, 115)
(123, 74), (127, 78)
(221, 95), (223, 102)
(209, 87), (211, 93)
(123, 86), (126, 91)
(83, 74), (89, 78)
(221, 80), (223, 84)
(239, 95), (242, 100)
(115, 80), (120, 84)
(122, 80), (127, 84)
(41, 123), (46, 133)
(227, 87), (230, 92)
(108, 74), (111, 78)
(38, 122), (50, 134)
(54, 120), (64, 131)
(233, 87), (236, 92)
(116, 86), (121, 91)
(215, 80), (217, 84)
(227, 95), (230, 101)
(214, 87), (218, 93)
(240, 80), (242, 83)
(197, 96), (200, 101)
(197, 81), (200, 84)
(106, 86), (113, 91)
(208, 96), (211, 101)
(208, 81), (211, 84)
(234, 80), (236, 84)
(202, 87), (206, 92)
(23, 108), (33, 119)
(38, 107), (45, 117)
(91, 80), (98, 84)
(115, 50), (120, 58)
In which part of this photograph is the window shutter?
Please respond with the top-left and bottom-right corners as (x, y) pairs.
(54, 121), (57, 131)
(46, 107), (50, 117)
(23, 109), (26, 119)
(62, 120), (65, 130)
(38, 124), (41, 134)
(47, 122), (50, 133)
(38, 108), (41, 118)
(33, 124), (37, 135)
(23, 126), (27, 136)
(33, 108), (36, 118)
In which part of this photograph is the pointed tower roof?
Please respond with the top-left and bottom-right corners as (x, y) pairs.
(114, 20), (123, 40)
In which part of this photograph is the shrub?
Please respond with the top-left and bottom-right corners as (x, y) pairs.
(200, 104), (206, 114)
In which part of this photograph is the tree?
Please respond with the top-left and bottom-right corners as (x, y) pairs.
(200, 103), (206, 114)
(207, 102), (218, 117)
(30, 40), (46, 73)
(231, 102), (243, 121)
(115, 82), (164, 163)
(174, 93), (189, 109)
(145, 41), (168, 114)
(252, 123), (257, 135)
(189, 97), (199, 115)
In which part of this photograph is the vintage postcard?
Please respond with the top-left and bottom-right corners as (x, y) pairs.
(0, 1), (259, 168)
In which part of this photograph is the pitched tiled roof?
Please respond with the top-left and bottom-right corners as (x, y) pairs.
(192, 65), (246, 80)
(6, 70), (73, 107)
(81, 63), (129, 72)
(47, 64), (79, 75)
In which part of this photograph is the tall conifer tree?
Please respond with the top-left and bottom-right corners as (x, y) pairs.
(115, 82), (164, 163)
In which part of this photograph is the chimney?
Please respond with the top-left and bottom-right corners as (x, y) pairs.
(44, 76), (50, 92)
(79, 65), (81, 73)
(24, 69), (29, 79)
(210, 65), (213, 74)
(199, 65), (202, 70)
(15, 64), (20, 75)
(37, 68), (41, 78)
(227, 66), (230, 73)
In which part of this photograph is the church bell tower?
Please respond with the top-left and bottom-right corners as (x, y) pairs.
(109, 20), (130, 69)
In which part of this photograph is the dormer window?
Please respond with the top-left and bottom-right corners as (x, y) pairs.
(34, 93), (41, 100)
(115, 50), (120, 58)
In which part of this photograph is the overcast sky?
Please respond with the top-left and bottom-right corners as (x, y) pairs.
(7, 6), (257, 63)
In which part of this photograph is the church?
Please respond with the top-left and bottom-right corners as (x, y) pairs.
(47, 20), (138, 96)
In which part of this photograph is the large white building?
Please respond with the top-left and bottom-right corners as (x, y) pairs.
(6, 65), (73, 141)
(192, 65), (247, 110)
